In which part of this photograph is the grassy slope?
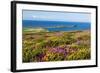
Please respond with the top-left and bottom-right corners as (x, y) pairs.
(23, 27), (49, 33)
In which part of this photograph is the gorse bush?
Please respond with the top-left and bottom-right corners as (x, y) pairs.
(67, 48), (90, 60)
(22, 48), (33, 62)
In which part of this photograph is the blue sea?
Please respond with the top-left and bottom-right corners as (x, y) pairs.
(23, 20), (91, 32)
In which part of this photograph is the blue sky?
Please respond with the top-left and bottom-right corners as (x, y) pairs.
(23, 10), (91, 23)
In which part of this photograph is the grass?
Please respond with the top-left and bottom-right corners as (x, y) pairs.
(22, 28), (91, 62)
(23, 27), (49, 33)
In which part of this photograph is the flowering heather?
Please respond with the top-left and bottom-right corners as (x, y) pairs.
(49, 47), (67, 55)
(35, 53), (45, 62)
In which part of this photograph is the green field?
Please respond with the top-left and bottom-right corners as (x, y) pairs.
(22, 28), (91, 62)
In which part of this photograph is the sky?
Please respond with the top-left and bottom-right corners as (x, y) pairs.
(23, 10), (91, 23)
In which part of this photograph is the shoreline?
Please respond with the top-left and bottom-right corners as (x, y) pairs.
(23, 27), (90, 33)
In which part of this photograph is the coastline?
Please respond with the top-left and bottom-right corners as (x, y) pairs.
(23, 27), (90, 33)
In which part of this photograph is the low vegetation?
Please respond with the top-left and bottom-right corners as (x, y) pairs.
(22, 28), (91, 62)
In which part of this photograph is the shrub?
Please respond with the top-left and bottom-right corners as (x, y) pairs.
(67, 48), (91, 60)
(22, 48), (33, 62)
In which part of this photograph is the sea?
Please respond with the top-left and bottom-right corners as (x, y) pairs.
(23, 20), (91, 32)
